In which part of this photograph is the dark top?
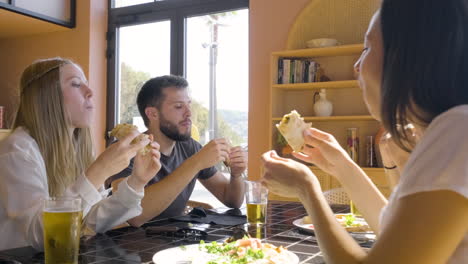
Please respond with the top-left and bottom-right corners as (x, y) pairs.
(108, 138), (217, 219)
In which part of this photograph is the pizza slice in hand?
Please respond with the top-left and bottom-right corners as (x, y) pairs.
(110, 124), (152, 155)
(276, 110), (312, 152)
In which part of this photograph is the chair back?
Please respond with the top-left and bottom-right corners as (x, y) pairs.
(0, 129), (11, 141)
(323, 188), (350, 205)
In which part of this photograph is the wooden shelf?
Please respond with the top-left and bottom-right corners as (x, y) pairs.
(272, 115), (376, 122)
(267, 3), (385, 202)
(272, 44), (363, 58)
(272, 80), (359, 90)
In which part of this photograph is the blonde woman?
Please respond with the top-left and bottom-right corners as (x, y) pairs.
(0, 58), (161, 250)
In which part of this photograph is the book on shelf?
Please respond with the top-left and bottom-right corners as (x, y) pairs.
(295, 60), (303, 84)
(277, 58), (283, 84)
(277, 57), (321, 84)
(290, 59), (295, 83)
(283, 59), (290, 84)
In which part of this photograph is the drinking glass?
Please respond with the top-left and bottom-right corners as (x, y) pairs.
(245, 181), (268, 225)
(350, 200), (362, 216)
(43, 197), (82, 264)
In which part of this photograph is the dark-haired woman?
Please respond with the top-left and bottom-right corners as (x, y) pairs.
(261, 0), (468, 263)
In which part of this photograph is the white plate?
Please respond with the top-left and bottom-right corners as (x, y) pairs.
(293, 215), (376, 241)
(153, 243), (300, 264)
(293, 218), (315, 234)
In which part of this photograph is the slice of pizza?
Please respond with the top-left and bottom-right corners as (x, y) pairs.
(276, 110), (311, 152)
(110, 124), (152, 155)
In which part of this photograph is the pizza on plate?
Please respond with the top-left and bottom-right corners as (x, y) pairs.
(302, 214), (371, 233)
(195, 238), (298, 264)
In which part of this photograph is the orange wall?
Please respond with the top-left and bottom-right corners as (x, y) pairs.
(248, 0), (309, 180)
(0, 0), (107, 153)
(88, 0), (108, 154)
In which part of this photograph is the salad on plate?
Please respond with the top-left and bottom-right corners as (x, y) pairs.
(152, 237), (299, 264)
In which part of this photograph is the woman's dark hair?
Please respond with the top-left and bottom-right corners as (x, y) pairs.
(136, 75), (188, 127)
(380, 0), (468, 151)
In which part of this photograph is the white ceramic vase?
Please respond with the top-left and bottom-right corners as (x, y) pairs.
(313, 89), (333, 117)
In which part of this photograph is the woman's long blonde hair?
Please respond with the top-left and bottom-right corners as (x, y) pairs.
(13, 58), (95, 197)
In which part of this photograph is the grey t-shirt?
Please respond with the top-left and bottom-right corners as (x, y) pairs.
(108, 138), (217, 219)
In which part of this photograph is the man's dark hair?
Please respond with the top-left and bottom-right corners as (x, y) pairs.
(380, 0), (468, 151)
(137, 75), (188, 127)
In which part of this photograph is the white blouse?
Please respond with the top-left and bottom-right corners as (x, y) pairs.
(380, 105), (468, 264)
(0, 127), (144, 251)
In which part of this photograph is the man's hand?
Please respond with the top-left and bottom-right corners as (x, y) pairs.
(228, 146), (247, 177)
(128, 135), (162, 192)
(192, 138), (230, 170)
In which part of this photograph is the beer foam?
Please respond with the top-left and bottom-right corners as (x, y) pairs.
(44, 208), (81, 213)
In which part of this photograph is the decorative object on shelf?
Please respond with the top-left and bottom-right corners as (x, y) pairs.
(366, 136), (378, 167)
(319, 74), (331, 82)
(306, 38), (339, 48)
(346, 127), (359, 163)
(313, 89), (333, 117)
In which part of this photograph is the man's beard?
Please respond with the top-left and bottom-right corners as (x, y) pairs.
(159, 113), (191, 141)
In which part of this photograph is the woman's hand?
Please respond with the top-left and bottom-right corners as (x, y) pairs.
(261, 150), (320, 198)
(292, 128), (354, 178)
(86, 130), (150, 188)
(128, 136), (161, 192)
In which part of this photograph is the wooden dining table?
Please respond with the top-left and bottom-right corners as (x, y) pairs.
(0, 201), (373, 264)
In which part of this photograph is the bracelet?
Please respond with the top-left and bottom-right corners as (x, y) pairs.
(384, 165), (397, 170)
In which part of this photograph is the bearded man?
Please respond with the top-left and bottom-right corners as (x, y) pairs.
(109, 75), (247, 225)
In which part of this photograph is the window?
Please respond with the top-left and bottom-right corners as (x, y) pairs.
(186, 10), (249, 146)
(107, 0), (249, 208)
(118, 21), (171, 130)
(113, 0), (154, 8)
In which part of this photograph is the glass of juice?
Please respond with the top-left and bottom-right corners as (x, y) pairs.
(350, 200), (362, 216)
(245, 180), (268, 225)
(43, 197), (82, 264)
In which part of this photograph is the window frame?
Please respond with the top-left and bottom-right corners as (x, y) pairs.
(0, 0), (76, 28)
(106, 0), (249, 143)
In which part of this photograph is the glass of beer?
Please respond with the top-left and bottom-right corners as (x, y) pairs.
(43, 197), (82, 264)
(245, 180), (268, 225)
(350, 200), (362, 216)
